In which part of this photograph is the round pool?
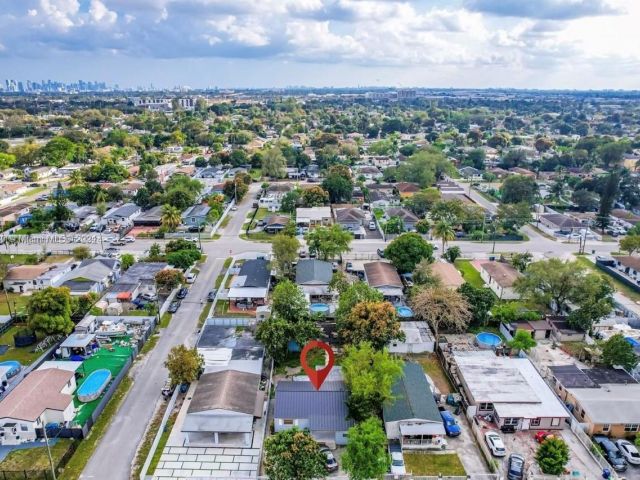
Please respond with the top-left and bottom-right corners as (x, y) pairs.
(310, 303), (330, 314)
(396, 306), (413, 318)
(476, 332), (502, 349)
(77, 369), (112, 403)
(0, 360), (22, 378)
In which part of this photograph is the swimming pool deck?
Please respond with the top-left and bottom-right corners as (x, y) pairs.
(69, 335), (135, 426)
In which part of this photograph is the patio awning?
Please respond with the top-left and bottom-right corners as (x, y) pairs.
(116, 292), (132, 301)
(227, 287), (268, 299)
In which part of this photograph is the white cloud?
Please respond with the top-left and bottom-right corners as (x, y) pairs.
(89, 0), (118, 25)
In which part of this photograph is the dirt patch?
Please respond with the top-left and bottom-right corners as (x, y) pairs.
(411, 353), (453, 394)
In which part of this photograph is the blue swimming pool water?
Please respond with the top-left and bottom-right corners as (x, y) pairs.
(476, 332), (502, 349)
(77, 369), (111, 403)
(310, 303), (330, 313)
(0, 360), (21, 378)
(396, 306), (413, 318)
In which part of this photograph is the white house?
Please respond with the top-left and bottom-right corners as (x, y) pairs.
(0, 369), (76, 445)
(478, 261), (522, 300)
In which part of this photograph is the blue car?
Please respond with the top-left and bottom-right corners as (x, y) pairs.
(440, 410), (461, 437)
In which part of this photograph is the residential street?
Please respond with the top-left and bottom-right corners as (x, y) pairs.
(80, 185), (265, 479)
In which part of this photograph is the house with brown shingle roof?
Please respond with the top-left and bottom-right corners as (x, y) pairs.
(395, 182), (420, 198)
(364, 262), (404, 301)
(478, 261), (522, 300)
(430, 262), (465, 289)
(0, 369), (76, 445)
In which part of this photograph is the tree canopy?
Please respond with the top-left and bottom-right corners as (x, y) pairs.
(27, 286), (74, 335)
(384, 233), (434, 273)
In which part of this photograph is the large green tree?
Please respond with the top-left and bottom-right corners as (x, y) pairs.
(384, 233), (434, 273)
(262, 146), (287, 179)
(500, 175), (538, 205)
(457, 283), (496, 326)
(339, 301), (404, 350)
(164, 345), (204, 387)
(342, 342), (404, 421)
(27, 287), (74, 335)
(335, 281), (384, 322)
(272, 234), (300, 277)
(342, 417), (390, 480)
(263, 428), (326, 480)
(601, 333), (639, 371)
(536, 437), (570, 475)
(305, 225), (352, 261)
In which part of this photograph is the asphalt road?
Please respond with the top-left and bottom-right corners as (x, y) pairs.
(80, 184), (266, 480)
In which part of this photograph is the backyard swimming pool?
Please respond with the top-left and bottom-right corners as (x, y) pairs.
(0, 360), (21, 378)
(396, 306), (413, 318)
(77, 369), (112, 403)
(309, 303), (330, 314)
(476, 332), (502, 349)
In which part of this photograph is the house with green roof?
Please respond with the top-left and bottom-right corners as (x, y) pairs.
(383, 362), (447, 450)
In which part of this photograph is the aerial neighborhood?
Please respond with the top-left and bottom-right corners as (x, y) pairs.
(0, 87), (639, 480)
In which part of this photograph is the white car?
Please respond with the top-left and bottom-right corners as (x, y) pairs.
(124, 235), (135, 243)
(368, 221), (377, 230)
(484, 431), (507, 457)
(185, 272), (197, 284)
(390, 451), (406, 475)
(616, 439), (640, 465)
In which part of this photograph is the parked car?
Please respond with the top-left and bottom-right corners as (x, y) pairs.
(140, 293), (158, 302)
(299, 250), (307, 258)
(507, 453), (525, 480)
(319, 445), (338, 473)
(345, 261), (354, 272)
(368, 221), (377, 230)
(176, 287), (188, 299)
(110, 239), (126, 246)
(616, 439), (640, 466)
(389, 451), (406, 475)
(207, 289), (218, 302)
(185, 272), (197, 284)
(376, 248), (385, 258)
(440, 410), (461, 437)
(231, 205), (238, 211)
(594, 435), (627, 472)
(484, 431), (507, 457)
(124, 235), (135, 243)
(168, 301), (181, 313)
(188, 225), (205, 232)
(161, 381), (175, 398)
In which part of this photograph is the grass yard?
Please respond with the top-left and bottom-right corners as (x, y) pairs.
(59, 376), (133, 480)
(159, 313), (172, 328)
(139, 333), (159, 356)
(248, 208), (270, 229)
(454, 259), (485, 288)
(240, 231), (276, 242)
(198, 303), (212, 327)
(0, 253), (41, 265)
(0, 438), (76, 471)
(219, 215), (231, 230)
(0, 292), (30, 316)
(403, 452), (466, 476)
(574, 255), (640, 303)
(412, 353), (453, 394)
(0, 324), (44, 365)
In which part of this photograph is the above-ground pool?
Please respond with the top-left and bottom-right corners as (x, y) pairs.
(310, 303), (330, 314)
(476, 332), (502, 349)
(396, 306), (413, 318)
(0, 360), (22, 378)
(77, 369), (112, 403)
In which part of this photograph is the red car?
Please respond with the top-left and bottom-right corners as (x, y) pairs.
(534, 431), (555, 443)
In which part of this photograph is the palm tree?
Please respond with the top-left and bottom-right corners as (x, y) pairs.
(161, 204), (182, 231)
(94, 188), (107, 204)
(68, 170), (85, 187)
(432, 221), (455, 252)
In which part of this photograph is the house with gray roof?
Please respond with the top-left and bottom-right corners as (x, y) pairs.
(182, 204), (211, 227)
(295, 259), (333, 301)
(227, 259), (271, 305)
(274, 380), (354, 446)
(383, 362), (447, 449)
(60, 258), (120, 296)
(182, 369), (264, 447)
(384, 207), (419, 231)
(102, 203), (141, 226)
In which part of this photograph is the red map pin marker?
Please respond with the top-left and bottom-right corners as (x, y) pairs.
(300, 340), (335, 390)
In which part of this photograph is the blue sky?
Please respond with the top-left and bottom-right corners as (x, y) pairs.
(0, 0), (638, 89)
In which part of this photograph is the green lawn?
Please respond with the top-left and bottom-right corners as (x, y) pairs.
(0, 438), (76, 471)
(139, 333), (159, 355)
(454, 259), (485, 288)
(0, 253), (41, 265)
(0, 292), (30, 316)
(0, 324), (44, 365)
(223, 257), (233, 269)
(403, 453), (466, 476)
(60, 376), (133, 480)
(240, 231), (277, 242)
(219, 215), (231, 230)
(248, 208), (270, 229)
(159, 313), (172, 328)
(574, 255), (640, 302)
(198, 303), (213, 327)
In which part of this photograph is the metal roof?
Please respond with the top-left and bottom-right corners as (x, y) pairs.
(187, 370), (262, 416)
(383, 362), (441, 423)
(274, 381), (354, 432)
(296, 259), (333, 285)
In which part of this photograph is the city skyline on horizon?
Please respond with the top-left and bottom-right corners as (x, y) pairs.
(0, 0), (639, 90)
